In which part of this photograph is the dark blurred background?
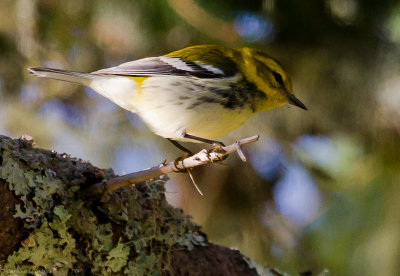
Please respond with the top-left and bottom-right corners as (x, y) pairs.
(1, 0), (400, 274)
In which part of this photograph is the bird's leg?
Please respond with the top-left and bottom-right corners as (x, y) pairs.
(167, 139), (193, 156)
(182, 133), (225, 147)
(167, 139), (194, 173)
(167, 139), (203, 194)
(182, 133), (227, 162)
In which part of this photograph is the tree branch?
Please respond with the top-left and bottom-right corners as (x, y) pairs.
(0, 134), (268, 275)
(86, 135), (259, 196)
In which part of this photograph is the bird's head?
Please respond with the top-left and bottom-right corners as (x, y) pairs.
(238, 47), (307, 112)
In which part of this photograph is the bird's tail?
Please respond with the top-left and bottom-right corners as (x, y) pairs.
(28, 67), (100, 86)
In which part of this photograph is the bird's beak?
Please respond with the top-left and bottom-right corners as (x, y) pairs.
(286, 92), (307, 110)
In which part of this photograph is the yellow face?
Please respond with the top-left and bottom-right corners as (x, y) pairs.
(238, 47), (307, 111)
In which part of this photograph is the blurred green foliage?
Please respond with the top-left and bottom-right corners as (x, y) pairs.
(1, 0), (400, 275)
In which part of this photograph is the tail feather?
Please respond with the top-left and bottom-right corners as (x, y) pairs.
(28, 66), (140, 113)
(28, 67), (99, 85)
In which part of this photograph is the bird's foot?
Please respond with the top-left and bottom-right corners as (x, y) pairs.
(173, 154), (193, 173)
(207, 142), (228, 162)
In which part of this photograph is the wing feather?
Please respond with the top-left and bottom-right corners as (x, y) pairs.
(92, 57), (227, 78)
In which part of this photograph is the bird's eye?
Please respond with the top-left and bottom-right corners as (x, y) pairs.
(273, 72), (283, 85)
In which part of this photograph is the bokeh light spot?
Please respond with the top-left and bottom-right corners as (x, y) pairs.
(249, 137), (285, 180)
(326, 0), (358, 25)
(273, 163), (321, 227)
(234, 12), (275, 42)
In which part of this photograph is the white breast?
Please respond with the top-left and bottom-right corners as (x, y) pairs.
(135, 76), (254, 142)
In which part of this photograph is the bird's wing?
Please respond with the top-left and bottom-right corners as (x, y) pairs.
(92, 56), (237, 79)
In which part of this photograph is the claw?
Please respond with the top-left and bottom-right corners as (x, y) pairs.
(173, 155), (192, 173)
(212, 141), (225, 148)
(207, 145), (228, 162)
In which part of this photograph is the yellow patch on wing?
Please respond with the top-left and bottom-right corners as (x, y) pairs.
(126, 76), (148, 105)
(127, 77), (148, 93)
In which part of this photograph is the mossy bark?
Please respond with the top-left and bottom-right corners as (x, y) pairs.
(0, 135), (277, 276)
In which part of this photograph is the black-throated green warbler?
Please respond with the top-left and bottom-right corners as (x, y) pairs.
(28, 45), (306, 147)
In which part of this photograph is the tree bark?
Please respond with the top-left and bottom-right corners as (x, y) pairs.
(0, 134), (280, 276)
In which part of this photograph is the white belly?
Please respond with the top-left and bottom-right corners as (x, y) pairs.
(89, 75), (254, 143)
(138, 100), (252, 142)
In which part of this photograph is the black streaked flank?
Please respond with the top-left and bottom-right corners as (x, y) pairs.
(186, 77), (265, 112)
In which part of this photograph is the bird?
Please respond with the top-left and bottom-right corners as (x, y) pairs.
(28, 45), (307, 152)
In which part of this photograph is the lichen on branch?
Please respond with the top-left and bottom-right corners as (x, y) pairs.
(0, 135), (261, 275)
(0, 135), (206, 275)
